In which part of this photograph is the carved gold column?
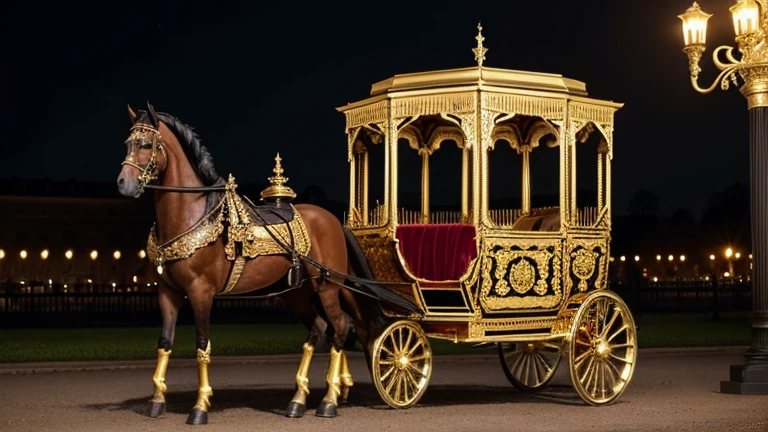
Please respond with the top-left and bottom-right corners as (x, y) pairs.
(362, 149), (369, 225)
(461, 145), (469, 222)
(348, 152), (356, 226)
(420, 146), (431, 224)
(521, 144), (532, 215)
(388, 119), (397, 230)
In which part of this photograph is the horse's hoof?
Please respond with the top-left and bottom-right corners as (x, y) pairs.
(147, 401), (165, 418)
(315, 401), (338, 418)
(186, 409), (208, 425)
(285, 402), (306, 418)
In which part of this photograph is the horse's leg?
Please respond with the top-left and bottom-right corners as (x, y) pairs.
(315, 286), (352, 418)
(339, 350), (354, 404)
(148, 285), (185, 418)
(285, 315), (326, 418)
(186, 286), (215, 425)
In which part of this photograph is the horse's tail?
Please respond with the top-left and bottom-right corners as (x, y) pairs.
(341, 227), (422, 315)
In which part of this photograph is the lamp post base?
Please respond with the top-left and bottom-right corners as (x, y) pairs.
(721, 363), (768, 395)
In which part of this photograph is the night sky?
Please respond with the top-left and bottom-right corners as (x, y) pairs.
(0, 0), (751, 217)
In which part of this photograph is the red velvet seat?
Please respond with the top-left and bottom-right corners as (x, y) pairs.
(395, 224), (478, 281)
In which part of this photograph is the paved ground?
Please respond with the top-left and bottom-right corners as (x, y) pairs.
(0, 346), (766, 432)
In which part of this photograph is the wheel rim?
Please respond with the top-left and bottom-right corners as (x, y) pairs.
(372, 320), (432, 409)
(498, 341), (562, 391)
(569, 291), (637, 405)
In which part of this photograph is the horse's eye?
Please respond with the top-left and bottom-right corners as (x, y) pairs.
(140, 143), (153, 150)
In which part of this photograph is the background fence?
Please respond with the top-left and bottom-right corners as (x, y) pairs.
(0, 279), (753, 329)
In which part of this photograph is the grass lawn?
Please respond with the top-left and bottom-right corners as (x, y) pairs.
(0, 312), (752, 364)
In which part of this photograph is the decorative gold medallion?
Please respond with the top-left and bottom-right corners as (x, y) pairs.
(571, 248), (598, 292)
(509, 259), (535, 295)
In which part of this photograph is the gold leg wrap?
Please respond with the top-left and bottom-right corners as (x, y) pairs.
(290, 342), (315, 406)
(151, 349), (172, 403)
(192, 341), (213, 412)
(321, 347), (343, 406)
(340, 352), (354, 402)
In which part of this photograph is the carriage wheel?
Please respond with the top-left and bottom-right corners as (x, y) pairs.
(371, 320), (432, 409)
(568, 290), (637, 405)
(497, 340), (562, 391)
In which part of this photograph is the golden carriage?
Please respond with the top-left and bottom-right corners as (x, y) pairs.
(337, 25), (636, 408)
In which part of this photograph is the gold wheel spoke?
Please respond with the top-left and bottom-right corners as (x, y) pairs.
(609, 352), (633, 364)
(406, 340), (423, 357)
(513, 351), (528, 380)
(409, 353), (429, 363)
(406, 362), (424, 377)
(601, 308), (621, 339)
(607, 324), (629, 343)
(579, 357), (595, 384)
(380, 364), (396, 382)
(403, 329), (414, 354)
(523, 354), (534, 386)
(609, 342), (634, 350)
(405, 368), (420, 393)
(385, 370), (398, 393)
(573, 350), (591, 368)
(605, 357), (622, 384)
(380, 346), (395, 357)
(401, 373), (410, 402)
(379, 359), (394, 365)
(575, 338), (591, 347)
(535, 351), (554, 375)
(541, 341), (561, 352)
(394, 372), (403, 401)
(388, 333), (398, 353)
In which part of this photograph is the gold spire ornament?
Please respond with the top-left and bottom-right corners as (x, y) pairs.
(260, 153), (297, 201)
(472, 22), (488, 67)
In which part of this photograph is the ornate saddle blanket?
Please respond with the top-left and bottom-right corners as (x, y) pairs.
(146, 176), (311, 270)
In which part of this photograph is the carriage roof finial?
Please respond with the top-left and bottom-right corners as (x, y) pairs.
(260, 152), (297, 201)
(472, 21), (487, 68)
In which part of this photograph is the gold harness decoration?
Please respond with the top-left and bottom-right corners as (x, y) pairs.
(146, 158), (311, 294)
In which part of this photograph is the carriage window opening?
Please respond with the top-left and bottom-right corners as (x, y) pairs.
(574, 122), (606, 227)
(487, 138), (522, 226)
(488, 116), (560, 231)
(396, 115), (468, 225)
(348, 128), (386, 228)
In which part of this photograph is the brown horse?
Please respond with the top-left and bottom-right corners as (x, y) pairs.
(116, 102), (416, 425)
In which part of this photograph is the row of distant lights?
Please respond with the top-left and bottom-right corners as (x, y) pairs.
(0, 249), (147, 261)
(618, 251), (752, 263)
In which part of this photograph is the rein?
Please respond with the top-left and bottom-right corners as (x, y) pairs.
(143, 184), (227, 192)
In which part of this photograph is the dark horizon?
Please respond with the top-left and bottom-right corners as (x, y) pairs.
(0, 0), (752, 219)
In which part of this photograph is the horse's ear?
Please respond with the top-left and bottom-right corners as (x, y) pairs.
(127, 104), (137, 122)
(146, 102), (160, 129)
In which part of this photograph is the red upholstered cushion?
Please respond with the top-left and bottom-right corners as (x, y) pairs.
(395, 224), (477, 281)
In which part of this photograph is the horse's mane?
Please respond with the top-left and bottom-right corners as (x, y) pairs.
(156, 112), (224, 214)
(156, 112), (222, 186)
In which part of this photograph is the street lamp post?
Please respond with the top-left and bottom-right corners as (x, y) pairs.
(678, 0), (768, 394)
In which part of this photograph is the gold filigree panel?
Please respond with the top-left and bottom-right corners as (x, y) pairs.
(356, 234), (407, 283)
(479, 239), (563, 311)
(345, 100), (389, 129)
(469, 316), (556, 339)
(484, 93), (565, 119)
(392, 93), (475, 118)
(564, 238), (608, 294)
(567, 102), (615, 124)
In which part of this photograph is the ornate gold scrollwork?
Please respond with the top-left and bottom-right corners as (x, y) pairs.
(509, 259), (535, 295)
(571, 248), (598, 292)
(479, 239), (562, 311)
(565, 239), (607, 293)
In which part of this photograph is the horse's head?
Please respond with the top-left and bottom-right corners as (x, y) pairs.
(117, 102), (168, 197)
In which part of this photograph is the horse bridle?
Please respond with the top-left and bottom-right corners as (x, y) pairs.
(122, 123), (168, 194)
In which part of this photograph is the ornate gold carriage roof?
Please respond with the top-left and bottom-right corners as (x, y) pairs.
(336, 23), (623, 232)
(336, 23), (622, 123)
